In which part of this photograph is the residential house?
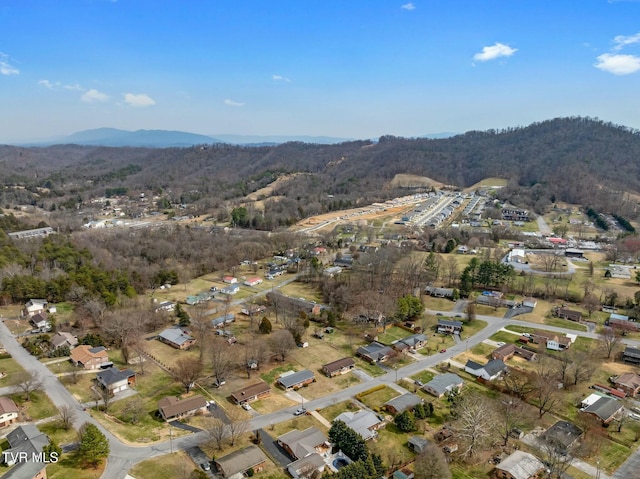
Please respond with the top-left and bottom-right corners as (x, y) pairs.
(0, 397), (19, 427)
(508, 249), (527, 263)
(437, 319), (463, 334)
(230, 381), (271, 405)
(494, 451), (544, 479)
(8, 226), (54, 240)
(613, 372), (640, 397)
(214, 445), (268, 478)
(356, 342), (394, 363)
(266, 292), (322, 316)
(531, 331), (571, 351)
(211, 314), (235, 329)
(2, 425), (50, 479)
(542, 421), (583, 455)
(407, 436), (431, 454)
(29, 313), (51, 331)
(287, 453), (325, 479)
(50, 332), (78, 350)
(69, 345), (109, 370)
(158, 394), (207, 421)
(22, 299), (48, 318)
(277, 427), (329, 460)
(334, 254), (354, 268)
(334, 410), (384, 441)
(154, 301), (175, 313)
(492, 343), (538, 362)
(554, 307), (583, 322)
(222, 276), (238, 284)
(240, 305), (266, 316)
(424, 286), (454, 299)
(220, 284), (240, 295)
(464, 359), (508, 381)
(394, 334), (427, 351)
(384, 393), (423, 415)
(244, 277), (263, 286)
(96, 367), (136, 395)
(622, 346), (640, 365)
(564, 248), (585, 259)
(608, 313), (640, 332)
(604, 265), (631, 280)
(158, 328), (196, 350)
(581, 396), (624, 424)
(322, 357), (355, 377)
(422, 373), (464, 398)
(276, 370), (315, 391)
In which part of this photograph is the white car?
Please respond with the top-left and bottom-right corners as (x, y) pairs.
(242, 403), (251, 411)
(496, 342), (506, 346)
(293, 408), (307, 416)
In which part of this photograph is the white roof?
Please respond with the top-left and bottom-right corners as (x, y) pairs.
(581, 392), (606, 408)
(496, 451), (544, 479)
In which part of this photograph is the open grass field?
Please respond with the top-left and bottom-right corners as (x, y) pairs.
(0, 355), (27, 386)
(250, 391), (296, 414)
(278, 281), (324, 303)
(10, 390), (57, 420)
(3, 318), (32, 336)
(423, 296), (457, 312)
(357, 385), (399, 411)
(129, 451), (202, 479)
(269, 412), (328, 438)
(63, 370), (98, 403)
(377, 325), (414, 345)
(410, 369), (435, 384)
(319, 400), (355, 422)
(368, 423), (416, 467)
(46, 453), (106, 479)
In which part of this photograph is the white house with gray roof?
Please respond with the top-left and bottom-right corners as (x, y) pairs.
(464, 359), (507, 381)
(276, 370), (315, 390)
(384, 393), (423, 415)
(334, 410), (384, 440)
(494, 451), (544, 479)
(422, 373), (464, 398)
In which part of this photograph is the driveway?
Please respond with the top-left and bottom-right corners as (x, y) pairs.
(258, 429), (293, 468)
(170, 420), (203, 433)
(184, 445), (216, 478)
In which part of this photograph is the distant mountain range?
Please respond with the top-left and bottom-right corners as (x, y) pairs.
(17, 128), (458, 147)
(21, 128), (357, 147)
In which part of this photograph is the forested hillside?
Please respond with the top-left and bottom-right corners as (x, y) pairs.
(1, 117), (639, 219)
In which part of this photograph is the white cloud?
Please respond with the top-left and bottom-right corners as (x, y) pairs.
(224, 99), (245, 107)
(64, 83), (83, 91)
(0, 53), (19, 75)
(124, 93), (156, 107)
(401, 2), (416, 10)
(473, 42), (518, 62)
(81, 89), (109, 103)
(272, 74), (291, 82)
(594, 53), (640, 75)
(38, 79), (59, 89)
(613, 32), (640, 50)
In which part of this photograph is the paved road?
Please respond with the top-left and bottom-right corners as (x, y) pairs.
(4, 304), (640, 478)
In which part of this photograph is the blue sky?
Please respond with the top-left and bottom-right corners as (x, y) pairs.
(1, 0), (640, 142)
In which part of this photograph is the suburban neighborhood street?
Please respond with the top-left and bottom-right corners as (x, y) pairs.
(2, 306), (640, 478)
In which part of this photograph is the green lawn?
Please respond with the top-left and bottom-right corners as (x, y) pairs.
(260, 364), (298, 384)
(368, 423), (415, 465)
(319, 400), (357, 423)
(410, 370), (435, 384)
(489, 331), (521, 344)
(10, 390), (57, 420)
(129, 452), (197, 479)
(460, 319), (488, 338)
(46, 452), (105, 479)
(353, 358), (386, 377)
(357, 385), (399, 411)
(377, 326), (413, 345)
(0, 356), (27, 387)
(543, 316), (587, 331)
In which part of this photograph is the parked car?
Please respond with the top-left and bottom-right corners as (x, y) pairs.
(213, 379), (226, 388)
(496, 342), (506, 346)
(242, 402), (252, 411)
(293, 408), (307, 416)
(415, 380), (424, 386)
(201, 463), (211, 471)
(440, 349), (447, 353)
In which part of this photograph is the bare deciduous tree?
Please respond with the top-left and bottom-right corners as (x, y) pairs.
(204, 417), (228, 451)
(226, 407), (250, 446)
(493, 396), (529, 447)
(15, 371), (43, 401)
(269, 329), (296, 361)
(174, 357), (203, 393)
(210, 337), (235, 386)
(453, 393), (494, 460)
(59, 404), (76, 430)
(414, 443), (451, 479)
(600, 327), (622, 359)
